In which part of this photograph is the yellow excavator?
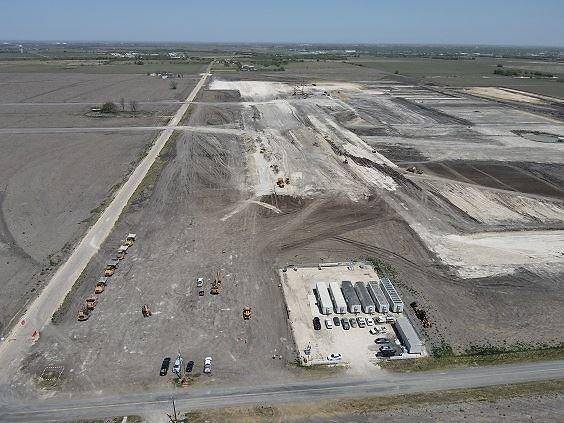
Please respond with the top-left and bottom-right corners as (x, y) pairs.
(243, 307), (252, 320)
(210, 271), (221, 295)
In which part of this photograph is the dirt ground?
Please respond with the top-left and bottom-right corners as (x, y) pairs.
(0, 66), (206, 337)
(4, 63), (564, 399)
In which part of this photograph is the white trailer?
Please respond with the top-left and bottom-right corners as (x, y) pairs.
(341, 281), (362, 314)
(380, 277), (404, 313)
(315, 282), (333, 315)
(328, 282), (347, 314)
(395, 315), (423, 354)
(367, 280), (389, 313)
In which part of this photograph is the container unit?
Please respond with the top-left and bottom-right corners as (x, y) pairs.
(380, 277), (404, 313)
(315, 282), (333, 315)
(367, 280), (389, 313)
(354, 282), (376, 313)
(394, 315), (423, 354)
(340, 281), (361, 313)
(328, 281), (347, 314)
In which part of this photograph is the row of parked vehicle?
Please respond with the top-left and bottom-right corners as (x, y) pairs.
(313, 315), (394, 331)
(159, 356), (212, 376)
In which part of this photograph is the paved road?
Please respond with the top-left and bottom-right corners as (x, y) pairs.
(1, 360), (563, 422)
(0, 67), (211, 384)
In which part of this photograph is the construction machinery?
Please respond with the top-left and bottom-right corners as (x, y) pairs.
(243, 307), (252, 320)
(210, 271), (221, 295)
(85, 296), (98, 310)
(124, 233), (136, 247)
(77, 305), (91, 321)
(104, 259), (119, 277)
(116, 245), (128, 260)
(94, 277), (107, 294)
(410, 302), (432, 328)
(276, 177), (285, 188)
(406, 166), (423, 175)
(142, 304), (152, 317)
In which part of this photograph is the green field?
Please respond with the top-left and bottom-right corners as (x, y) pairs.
(349, 56), (564, 98)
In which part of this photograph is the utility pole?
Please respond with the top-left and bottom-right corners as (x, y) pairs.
(166, 397), (179, 423)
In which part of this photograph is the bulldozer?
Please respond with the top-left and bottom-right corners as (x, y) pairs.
(77, 305), (91, 321)
(142, 304), (152, 317)
(124, 233), (136, 247)
(85, 296), (98, 310)
(116, 245), (128, 260)
(243, 307), (252, 320)
(276, 177), (285, 188)
(104, 259), (119, 277)
(210, 271), (221, 295)
(94, 277), (107, 294)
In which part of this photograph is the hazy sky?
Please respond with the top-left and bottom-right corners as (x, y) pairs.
(1, 0), (563, 46)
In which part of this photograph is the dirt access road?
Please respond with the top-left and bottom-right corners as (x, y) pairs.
(0, 65), (212, 384)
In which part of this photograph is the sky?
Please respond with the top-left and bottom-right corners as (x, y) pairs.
(1, 0), (563, 46)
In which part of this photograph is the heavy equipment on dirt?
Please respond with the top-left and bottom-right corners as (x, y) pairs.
(210, 271), (221, 295)
(243, 307), (252, 320)
(276, 177), (285, 188)
(77, 305), (90, 321)
(104, 259), (119, 277)
(406, 166), (423, 175)
(95, 277), (107, 294)
(124, 233), (136, 247)
(410, 301), (432, 328)
(85, 296), (98, 310)
(116, 245), (128, 260)
(142, 304), (152, 317)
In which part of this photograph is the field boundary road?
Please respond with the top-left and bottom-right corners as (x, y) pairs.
(1, 360), (563, 422)
(0, 66), (211, 383)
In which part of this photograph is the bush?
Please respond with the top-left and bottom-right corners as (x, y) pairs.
(100, 101), (117, 114)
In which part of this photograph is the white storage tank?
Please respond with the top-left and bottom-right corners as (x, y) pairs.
(328, 281), (347, 314)
(315, 282), (333, 315)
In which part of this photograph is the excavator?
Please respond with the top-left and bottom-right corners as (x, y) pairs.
(85, 296), (98, 310)
(243, 307), (252, 320)
(77, 305), (91, 321)
(210, 271), (221, 295)
(95, 277), (107, 294)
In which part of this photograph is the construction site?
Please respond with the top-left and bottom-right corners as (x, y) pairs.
(0, 56), (562, 403)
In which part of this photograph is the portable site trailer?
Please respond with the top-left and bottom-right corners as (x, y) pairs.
(354, 282), (376, 313)
(341, 281), (361, 313)
(328, 281), (347, 314)
(395, 315), (423, 354)
(315, 282), (333, 315)
(367, 280), (389, 313)
(380, 277), (404, 313)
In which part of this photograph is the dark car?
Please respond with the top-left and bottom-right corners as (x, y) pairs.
(349, 318), (358, 328)
(185, 360), (194, 373)
(341, 318), (350, 330)
(313, 317), (321, 330)
(379, 345), (396, 357)
(333, 316), (341, 327)
(375, 337), (390, 344)
(198, 288), (204, 296)
(160, 357), (171, 376)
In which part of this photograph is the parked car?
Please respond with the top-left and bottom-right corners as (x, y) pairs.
(374, 316), (386, 323)
(375, 337), (390, 344)
(185, 360), (194, 373)
(327, 353), (342, 362)
(196, 277), (204, 287)
(172, 356), (183, 374)
(333, 316), (341, 326)
(198, 288), (204, 296)
(386, 315), (396, 323)
(369, 327), (379, 335)
(366, 317), (374, 326)
(377, 326), (387, 333)
(349, 318), (358, 328)
(160, 357), (171, 376)
(342, 319), (350, 330)
(379, 345), (396, 357)
(325, 319), (333, 329)
(313, 317), (321, 330)
(357, 317), (366, 328)
(203, 356), (212, 374)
